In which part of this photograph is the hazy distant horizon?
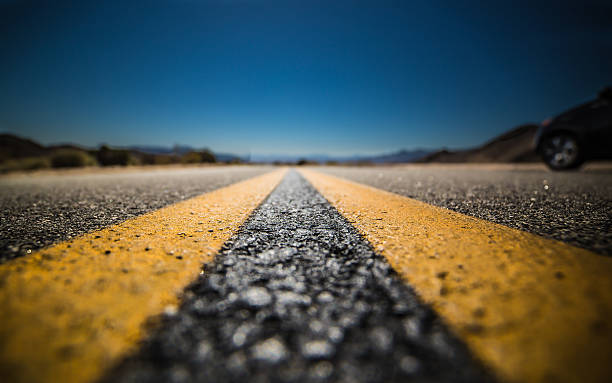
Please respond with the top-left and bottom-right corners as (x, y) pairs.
(2, 129), (446, 158)
(4, 127), (525, 159)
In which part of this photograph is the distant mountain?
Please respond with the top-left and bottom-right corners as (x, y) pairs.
(249, 149), (434, 164)
(2, 124), (541, 166)
(418, 124), (540, 163)
(125, 145), (194, 155)
(125, 146), (245, 162)
(365, 149), (432, 163)
(0, 135), (248, 163)
(0, 134), (48, 161)
(215, 153), (248, 163)
(249, 154), (336, 163)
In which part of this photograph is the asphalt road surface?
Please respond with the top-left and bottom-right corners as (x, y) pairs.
(102, 171), (492, 383)
(1, 164), (611, 383)
(316, 165), (612, 256)
(0, 166), (275, 262)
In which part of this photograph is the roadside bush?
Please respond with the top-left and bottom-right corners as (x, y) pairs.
(139, 153), (157, 165)
(297, 159), (316, 166)
(20, 157), (52, 170)
(0, 157), (51, 173)
(153, 154), (180, 165)
(128, 155), (141, 165)
(200, 149), (216, 163)
(181, 152), (203, 164)
(51, 150), (98, 168)
(96, 145), (140, 166)
(180, 150), (216, 164)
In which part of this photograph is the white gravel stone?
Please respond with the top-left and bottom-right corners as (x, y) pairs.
(301, 339), (334, 359)
(242, 287), (272, 307)
(316, 291), (334, 303)
(252, 337), (288, 364)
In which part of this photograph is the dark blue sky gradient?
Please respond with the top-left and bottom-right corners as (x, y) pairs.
(1, 0), (611, 155)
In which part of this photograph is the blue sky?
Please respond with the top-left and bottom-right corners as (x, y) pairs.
(1, 0), (611, 156)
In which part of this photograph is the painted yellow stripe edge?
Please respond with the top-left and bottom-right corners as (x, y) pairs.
(300, 168), (612, 383)
(0, 168), (287, 383)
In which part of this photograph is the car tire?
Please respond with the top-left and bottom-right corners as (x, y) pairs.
(540, 133), (584, 170)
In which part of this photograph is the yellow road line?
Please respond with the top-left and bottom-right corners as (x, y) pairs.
(0, 168), (286, 383)
(300, 169), (612, 383)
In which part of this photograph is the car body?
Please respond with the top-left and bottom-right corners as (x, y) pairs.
(534, 87), (612, 170)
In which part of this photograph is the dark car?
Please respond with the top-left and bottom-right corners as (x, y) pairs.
(535, 87), (612, 170)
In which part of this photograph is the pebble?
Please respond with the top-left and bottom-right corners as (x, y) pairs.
(316, 291), (334, 303)
(275, 291), (311, 307)
(309, 361), (334, 380)
(242, 287), (272, 308)
(399, 355), (420, 374)
(251, 338), (288, 364)
(369, 327), (393, 353)
(301, 340), (334, 359)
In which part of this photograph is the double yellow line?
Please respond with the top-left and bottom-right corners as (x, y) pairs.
(1, 168), (611, 383)
(300, 169), (612, 383)
(0, 169), (287, 383)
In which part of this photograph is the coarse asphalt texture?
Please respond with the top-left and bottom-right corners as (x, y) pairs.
(102, 171), (493, 383)
(316, 165), (612, 255)
(0, 166), (274, 262)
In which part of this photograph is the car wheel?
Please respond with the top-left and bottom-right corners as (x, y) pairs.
(540, 133), (583, 170)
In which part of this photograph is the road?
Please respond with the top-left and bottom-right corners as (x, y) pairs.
(316, 165), (612, 255)
(0, 166), (275, 262)
(102, 171), (492, 383)
(0, 164), (611, 383)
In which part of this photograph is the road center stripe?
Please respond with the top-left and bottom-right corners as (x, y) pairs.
(300, 168), (612, 383)
(0, 168), (286, 383)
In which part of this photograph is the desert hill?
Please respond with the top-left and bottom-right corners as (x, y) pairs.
(418, 124), (539, 163)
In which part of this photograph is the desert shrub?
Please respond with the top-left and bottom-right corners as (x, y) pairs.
(153, 154), (180, 165)
(129, 155), (141, 165)
(139, 153), (157, 165)
(96, 145), (138, 166)
(0, 157), (51, 173)
(51, 150), (97, 168)
(181, 152), (203, 164)
(200, 149), (216, 163)
(20, 157), (52, 170)
(181, 150), (216, 164)
(297, 159), (316, 166)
